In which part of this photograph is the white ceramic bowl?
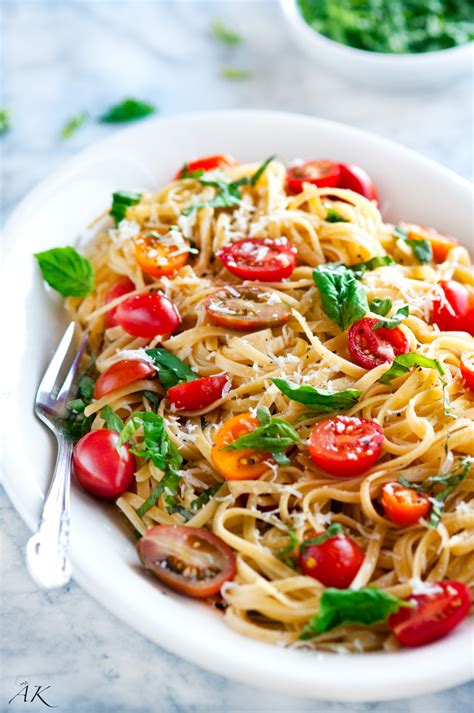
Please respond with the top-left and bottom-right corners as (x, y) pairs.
(281, 0), (474, 87)
(2, 110), (474, 701)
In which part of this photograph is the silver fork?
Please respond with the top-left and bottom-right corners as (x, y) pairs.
(26, 322), (89, 590)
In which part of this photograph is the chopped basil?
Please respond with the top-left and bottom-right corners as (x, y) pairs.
(369, 298), (392, 317)
(325, 208), (348, 223)
(224, 406), (300, 466)
(300, 587), (410, 638)
(35, 246), (95, 297)
(272, 378), (361, 413)
(145, 348), (197, 389)
(394, 226), (432, 264)
(100, 98), (155, 123)
(0, 108), (10, 135)
(110, 191), (142, 225)
(211, 19), (242, 45)
(379, 353), (444, 386)
(348, 255), (395, 278)
(100, 405), (124, 433)
(142, 390), (161, 410)
(191, 483), (222, 511)
(300, 523), (344, 552)
(313, 264), (369, 330)
(63, 364), (96, 441)
(221, 67), (253, 80)
(61, 111), (88, 139)
(276, 529), (299, 566)
(373, 304), (409, 330)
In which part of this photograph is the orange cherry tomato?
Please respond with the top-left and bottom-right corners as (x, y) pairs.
(94, 359), (155, 400)
(381, 482), (431, 527)
(175, 154), (238, 179)
(211, 413), (270, 480)
(460, 352), (474, 389)
(134, 230), (189, 278)
(406, 225), (458, 263)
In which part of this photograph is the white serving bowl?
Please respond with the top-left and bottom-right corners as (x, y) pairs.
(281, 0), (474, 87)
(2, 110), (474, 701)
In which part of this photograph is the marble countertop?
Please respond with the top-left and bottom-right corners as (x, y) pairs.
(1, 1), (472, 711)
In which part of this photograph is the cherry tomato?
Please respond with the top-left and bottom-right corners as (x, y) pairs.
(116, 293), (181, 339)
(94, 359), (155, 400)
(348, 317), (409, 369)
(72, 429), (136, 499)
(308, 416), (384, 477)
(134, 230), (189, 277)
(381, 482), (431, 527)
(406, 224), (458, 263)
(287, 159), (341, 193)
(104, 277), (135, 329)
(389, 580), (471, 647)
(431, 281), (474, 335)
(212, 413), (270, 480)
(460, 352), (474, 389)
(136, 525), (236, 598)
(217, 237), (297, 282)
(175, 154), (237, 179)
(205, 285), (291, 331)
(167, 374), (230, 412)
(299, 527), (364, 589)
(338, 163), (378, 201)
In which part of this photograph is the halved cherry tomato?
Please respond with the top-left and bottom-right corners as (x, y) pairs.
(348, 317), (409, 369)
(381, 482), (431, 527)
(217, 237), (297, 282)
(338, 163), (378, 201)
(116, 293), (181, 338)
(104, 277), (135, 329)
(137, 525), (236, 598)
(406, 224), (458, 263)
(299, 526), (364, 589)
(212, 413), (270, 480)
(431, 280), (474, 335)
(205, 285), (291, 331)
(389, 580), (471, 647)
(175, 154), (237, 179)
(134, 230), (189, 277)
(287, 159), (341, 194)
(167, 375), (230, 412)
(72, 429), (136, 499)
(460, 352), (474, 389)
(94, 359), (155, 400)
(308, 416), (384, 477)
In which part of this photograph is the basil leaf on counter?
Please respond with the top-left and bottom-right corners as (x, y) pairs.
(313, 264), (369, 330)
(145, 348), (197, 389)
(211, 19), (242, 45)
(110, 191), (142, 225)
(35, 246), (95, 297)
(100, 98), (155, 123)
(221, 67), (253, 80)
(379, 353), (444, 386)
(61, 111), (88, 139)
(272, 378), (361, 413)
(0, 108), (10, 134)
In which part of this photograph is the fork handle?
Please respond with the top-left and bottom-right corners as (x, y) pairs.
(26, 437), (73, 589)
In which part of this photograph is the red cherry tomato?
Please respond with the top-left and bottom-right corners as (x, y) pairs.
(116, 293), (181, 338)
(94, 359), (155, 400)
(104, 277), (135, 328)
(175, 154), (237, 179)
(348, 317), (409, 370)
(205, 285), (291, 331)
(167, 374), (230, 412)
(72, 429), (136, 499)
(431, 281), (474, 335)
(389, 580), (471, 647)
(460, 352), (474, 389)
(217, 237), (297, 282)
(299, 527), (364, 589)
(136, 525), (236, 598)
(308, 416), (384, 477)
(338, 163), (378, 201)
(287, 159), (341, 193)
(381, 482), (431, 527)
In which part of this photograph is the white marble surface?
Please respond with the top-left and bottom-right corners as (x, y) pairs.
(1, 1), (473, 711)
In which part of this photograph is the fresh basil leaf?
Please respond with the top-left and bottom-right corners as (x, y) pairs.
(178, 163), (206, 180)
(142, 390), (161, 409)
(325, 208), (348, 223)
(394, 226), (432, 264)
(272, 378), (361, 413)
(426, 458), (471, 527)
(211, 19), (242, 45)
(137, 470), (181, 518)
(221, 67), (253, 80)
(191, 483), (222, 511)
(373, 304), (409, 330)
(35, 247), (95, 297)
(61, 111), (88, 139)
(224, 413), (300, 463)
(78, 374), (95, 400)
(313, 264), (369, 330)
(0, 107), (10, 135)
(348, 255), (395, 278)
(110, 191), (142, 225)
(66, 398), (85, 414)
(100, 406), (124, 433)
(379, 353), (444, 386)
(300, 587), (409, 638)
(276, 529), (299, 566)
(300, 523), (344, 552)
(249, 155), (275, 186)
(100, 98), (155, 123)
(369, 298), (392, 317)
(145, 348), (197, 389)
